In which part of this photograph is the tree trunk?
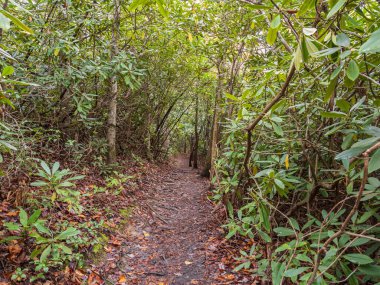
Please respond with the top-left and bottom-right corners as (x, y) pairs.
(106, 0), (120, 164)
(189, 136), (193, 167)
(193, 94), (199, 169)
(206, 62), (223, 179)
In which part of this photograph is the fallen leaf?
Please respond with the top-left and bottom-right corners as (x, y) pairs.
(225, 274), (235, 280)
(8, 243), (22, 260)
(5, 211), (18, 217)
(118, 274), (127, 283)
(88, 272), (103, 285)
(104, 246), (113, 252)
(74, 269), (85, 283)
(110, 237), (122, 246)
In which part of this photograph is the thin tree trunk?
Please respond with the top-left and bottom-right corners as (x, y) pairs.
(211, 64), (224, 179)
(107, 0), (120, 164)
(146, 97), (153, 161)
(193, 94), (199, 169)
(202, 61), (223, 178)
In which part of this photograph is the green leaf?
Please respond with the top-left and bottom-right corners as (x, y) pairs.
(58, 181), (74, 188)
(298, 0), (315, 16)
(266, 28), (277, 45)
(2, 66), (14, 76)
(339, 261), (358, 285)
(19, 208), (28, 227)
(369, 149), (380, 174)
(57, 244), (72, 254)
(66, 175), (85, 181)
(40, 245), (51, 263)
(225, 228), (237, 239)
(227, 200), (233, 219)
(0, 9), (33, 34)
(31, 181), (48, 187)
(303, 27), (317, 36)
(336, 137), (379, 160)
(255, 168), (273, 178)
(0, 140), (17, 150)
(350, 96), (366, 112)
(234, 261), (250, 272)
(284, 267), (309, 277)
(156, 0), (169, 19)
(352, 137), (379, 149)
(326, 0), (347, 19)
(270, 15), (281, 29)
(225, 93), (238, 101)
(312, 47), (340, 57)
(257, 229), (272, 242)
(348, 237), (370, 247)
(274, 178), (285, 189)
(336, 99), (350, 113)
(0, 79), (39, 86)
(336, 147), (365, 160)
(4, 222), (20, 231)
(320, 111), (346, 118)
(343, 253), (374, 265)
(275, 242), (291, 252)
(30, 247), (43, 259)
(51, 162), (60, 175)
(335, 33), (350, 47)
(289, 217), (300, 231)
(325, 76), (338, 101)
(294, 44), (303, 70)
(56, 227), (80, 240)
(272, 261), (286, 285)
(0, 235), (22, 243)
(296, 254), (313, 263)
(259, 203), (270, 232)
(358, 265), (380, 277)
(346, 60), (359, 81)
(28, 209), (41, 225)
(34, 223), (50, 235)
(0, 13), (10, 30)
(0, 47), (15, 60)
(359, 29), (380, 54)
(40, 161), (51, 176)
(305, 38), (318, 55)
(246, 4), (271, 9)
(129, 0), (149, 11)
(272, 122), (284, 136)
(273, 227), (295, 236)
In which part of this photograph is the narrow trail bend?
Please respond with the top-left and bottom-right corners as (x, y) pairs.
(96, 156), (220, 284)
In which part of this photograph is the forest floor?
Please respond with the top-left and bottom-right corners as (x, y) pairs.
(0, 155), (256, 284)
(89, 156), (257, 285)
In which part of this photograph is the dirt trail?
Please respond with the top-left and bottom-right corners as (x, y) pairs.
(96, 156), (219, 284)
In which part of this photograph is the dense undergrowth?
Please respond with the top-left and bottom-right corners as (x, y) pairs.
(1, 155), (151, 283)
(0, 0), (380, 284)
(210, 1), (380, 284)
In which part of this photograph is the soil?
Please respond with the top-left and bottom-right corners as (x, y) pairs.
(92, 156), (220, 284)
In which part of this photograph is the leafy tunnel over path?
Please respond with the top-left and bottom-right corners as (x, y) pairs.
(1, 0), (380, 284)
